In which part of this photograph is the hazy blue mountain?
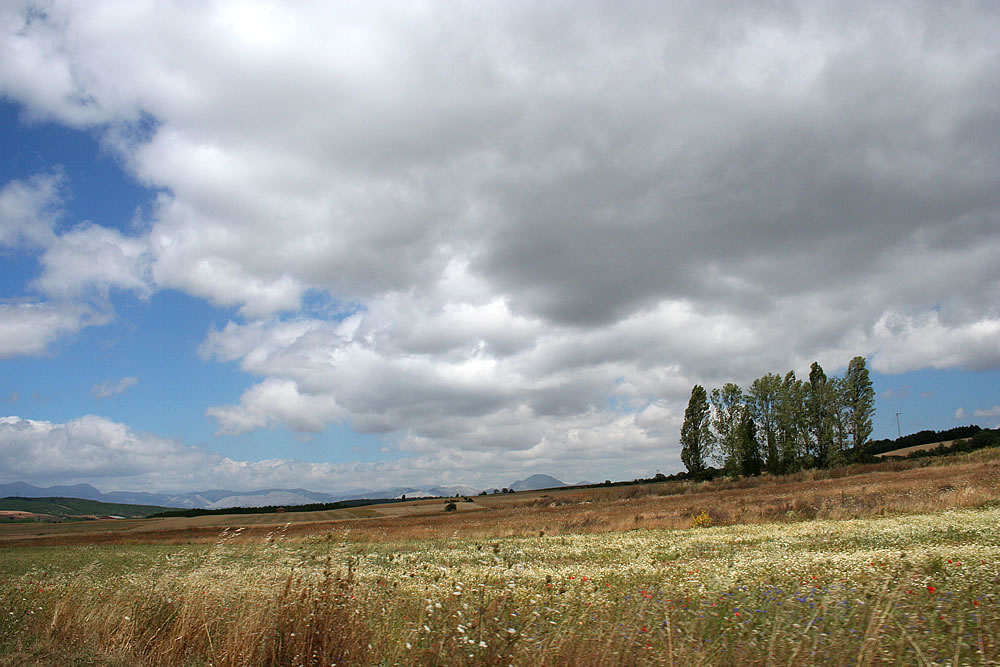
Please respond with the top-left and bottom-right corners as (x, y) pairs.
(509, 474), (566, 491)
(3, 478), (565, 509)
(1, 482), (108, 502)
(1, 481), (484, 509)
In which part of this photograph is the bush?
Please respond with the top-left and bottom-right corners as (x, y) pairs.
(690, 510), (713, 528)
(444, 502), (457, 512)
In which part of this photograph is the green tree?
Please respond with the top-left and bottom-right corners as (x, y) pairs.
(807, 362), (835, 468)
(843, 355), (875, 459)
(828, 375), (851, 468)
(735, 405), (763, 477)
(680, 384), (712, 475)
(748, 373), (782, 474)
(711, 382), (751, 475)
(775, 370), (808, 472)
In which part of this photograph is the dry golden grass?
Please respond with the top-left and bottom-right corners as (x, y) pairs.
(3, 447), (998, 548)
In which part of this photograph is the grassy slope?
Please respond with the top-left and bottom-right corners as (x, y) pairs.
(0, 496), (171, 519)
(875, 439), (960, 457)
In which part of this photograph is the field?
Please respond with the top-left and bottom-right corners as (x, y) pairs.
(876, 440), (961, 458)
(2, 449), (999, 665)
(0, 497), (171, 521)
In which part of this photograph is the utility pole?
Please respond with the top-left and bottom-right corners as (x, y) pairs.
(895, 412), (903, 440)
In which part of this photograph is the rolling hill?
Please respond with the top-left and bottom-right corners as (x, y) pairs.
(0, 496), (171, 519)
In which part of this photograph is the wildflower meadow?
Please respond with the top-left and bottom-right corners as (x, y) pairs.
(2, 504), (998, 665)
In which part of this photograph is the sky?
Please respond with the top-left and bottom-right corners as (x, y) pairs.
(1, 1), (999, 495)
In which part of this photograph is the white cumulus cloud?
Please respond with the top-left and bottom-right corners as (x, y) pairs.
(0, 301), (109, 358)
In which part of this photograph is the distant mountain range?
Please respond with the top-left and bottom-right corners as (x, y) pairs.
(0, 475), (570, 510)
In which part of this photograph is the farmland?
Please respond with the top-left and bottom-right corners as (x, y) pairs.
(2, 449), (999, 665)
(0, 496), (171, 521)
(875, 440), (962, 458)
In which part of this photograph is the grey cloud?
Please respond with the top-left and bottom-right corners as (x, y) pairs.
(6, 2), (996, 324)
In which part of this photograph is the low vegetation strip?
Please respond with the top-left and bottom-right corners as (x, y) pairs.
(2, 506), (997, 665)
(876, 440), (962, 458)
(0, 496), (170, 519)
(147, 496), (412, 518)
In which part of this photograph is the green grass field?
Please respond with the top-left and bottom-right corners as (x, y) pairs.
(2, 505), (997, 665)
(0, 496), (171, 519)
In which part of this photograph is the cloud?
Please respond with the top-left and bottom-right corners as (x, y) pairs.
(0, 172), (61, 248)
(0, 173), (150, 355)
(0, 415), (211, 489)
(1, 2), (999, 471)
(0, 414), (661, 492)
(0, 301), (109, 358)
(869, 311), (1000, 374)
(5, 2), (999, 321)
(974, 406), (1000, 418)
(33, 223), (153, 299)
(954, 407), (967, 420)
(90, 376), (139, 399)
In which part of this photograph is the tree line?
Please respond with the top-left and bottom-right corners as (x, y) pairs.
(680, 356), (875, 478)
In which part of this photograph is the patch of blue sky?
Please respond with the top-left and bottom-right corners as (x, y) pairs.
(0, 290), (236, 437)
(0, 100), (158, 235)
(0, 285), (393, 465)
(0, 253), (40, 296)
(299, 287), (366, 322)
(605, 377), (647, 413)
(870, 368), (1000, 438)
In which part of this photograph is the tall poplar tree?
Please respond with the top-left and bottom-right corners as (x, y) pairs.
(843, 355), (875, 459)
(735, 404), (764, 477)
(711, 383), (754, 475)
(807, 362), (835, 468)
(680, 384), (712, 475)
(776, 370), (808, 472)
(748, 373), (781, 474)
(828, 375), (851, 467)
